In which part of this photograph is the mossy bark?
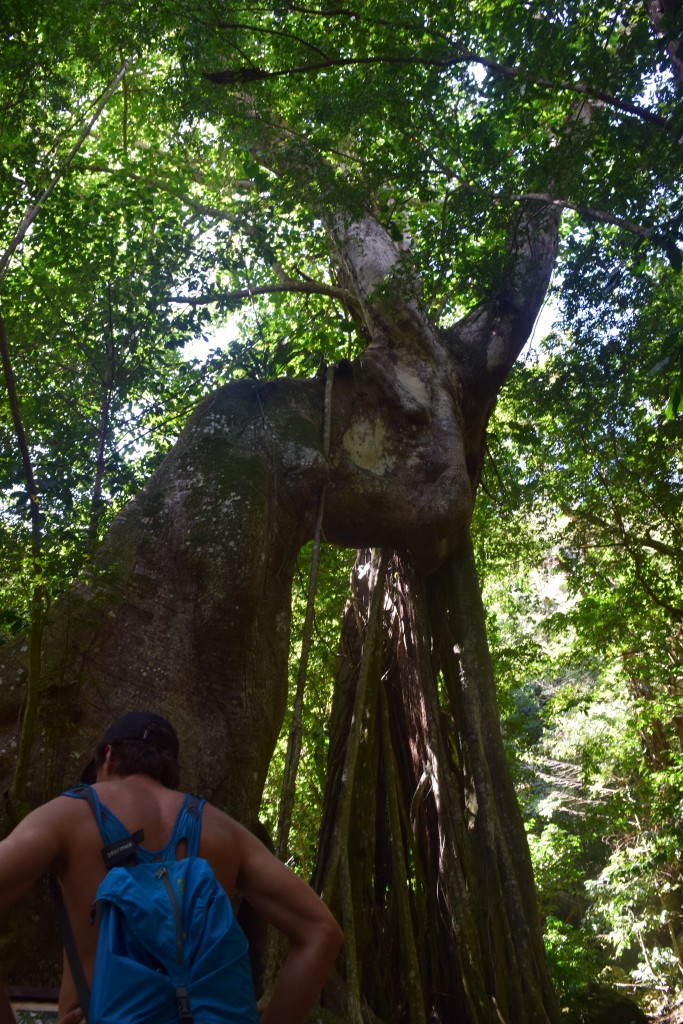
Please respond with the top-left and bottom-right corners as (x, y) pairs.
(0, 198), (561, 1003)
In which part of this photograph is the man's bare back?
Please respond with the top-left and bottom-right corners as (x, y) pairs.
(0, 714), (343, 1024)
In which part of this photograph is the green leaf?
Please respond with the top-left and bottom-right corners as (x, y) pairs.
(664, 382), (683, 419)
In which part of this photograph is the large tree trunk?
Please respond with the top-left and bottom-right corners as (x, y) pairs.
(0, 348), (470, 821)
(0, 199), (560, 1016)
(314, 544), (559, 1024)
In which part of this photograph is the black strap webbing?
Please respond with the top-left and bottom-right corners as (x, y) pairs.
(48, 869), (91, 1020)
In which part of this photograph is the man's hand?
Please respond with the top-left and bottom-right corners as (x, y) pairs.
(58, 1007), (85, 1024)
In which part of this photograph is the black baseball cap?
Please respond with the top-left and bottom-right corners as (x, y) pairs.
(81, 711), (180, 784)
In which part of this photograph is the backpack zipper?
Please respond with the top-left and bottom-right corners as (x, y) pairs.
(155, 866), (193, 1023)
(155, 866), (183, 966)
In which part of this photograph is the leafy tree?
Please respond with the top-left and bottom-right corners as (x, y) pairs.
(0, 1), (681, 1020)
(476, 230), (683, 1013)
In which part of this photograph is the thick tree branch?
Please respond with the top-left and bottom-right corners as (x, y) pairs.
(513, 193), (655, 239)
(642, 531), (682, 559)
(440, 196), (560, 480)
(206, 51), (668, 128)
(170, 279), (359, 311)
(444, 198), (561, 389)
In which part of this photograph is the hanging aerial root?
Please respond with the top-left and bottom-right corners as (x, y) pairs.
(276, 364), (335, 861)
(340, 849), (363, 1024)
(378, 683), (428, 1024)
(319, 547), (388, 904)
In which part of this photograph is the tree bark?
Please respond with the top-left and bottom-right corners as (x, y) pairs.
(0, 196), (561, 1013)
(315, 546), (560, 1023)
(0, 334), (473, 820)
(428, 539), (559, 1022)
(644, 0), (683, 83)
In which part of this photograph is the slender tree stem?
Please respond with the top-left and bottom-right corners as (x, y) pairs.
(170, 280), (358, 309)
(89, 283), (117, 543)
(0, 315), (43, 819)
(0, 58), (134, 283)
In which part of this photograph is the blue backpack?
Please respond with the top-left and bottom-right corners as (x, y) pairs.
(52, 786), (259, 1024)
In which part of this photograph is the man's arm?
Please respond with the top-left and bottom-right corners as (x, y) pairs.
(233, 823), (343, 1024)
(0, 800), (69, 1024)
(0, 799), (66, 912)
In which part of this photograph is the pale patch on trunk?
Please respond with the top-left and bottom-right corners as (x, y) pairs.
(341, 417), (392, 474)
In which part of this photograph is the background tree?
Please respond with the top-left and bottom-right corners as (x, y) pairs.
(0, 1), (681, 1020)
(475, 243), (683, 1018)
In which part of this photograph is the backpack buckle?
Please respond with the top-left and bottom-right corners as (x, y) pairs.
(176, 986), (193, 1023)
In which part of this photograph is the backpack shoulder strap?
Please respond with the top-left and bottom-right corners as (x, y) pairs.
(180, 793), (204, 858)
(63, 783), (102, 831)
(50, 785), (143, 1018)
(52, 787), (106, 1014)
(49, 786), (110, 1019)
(64, 784), (144, 868)
(48, 870), (91, 1019)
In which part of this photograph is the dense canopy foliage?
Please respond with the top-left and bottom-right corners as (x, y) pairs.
(2, 0), (681, 586)
(1, 0), (682, 1019)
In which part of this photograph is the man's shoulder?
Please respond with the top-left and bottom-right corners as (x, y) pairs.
(194, 803), (251, 896)
(29, 791), (96, 828)
(199, 800), (242, 837)
(0, 792), (99, 873)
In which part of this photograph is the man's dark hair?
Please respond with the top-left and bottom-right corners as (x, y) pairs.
(95, 738), (180, 789)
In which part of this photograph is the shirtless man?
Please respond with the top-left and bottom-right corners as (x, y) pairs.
(0, 711), (343, 1024)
